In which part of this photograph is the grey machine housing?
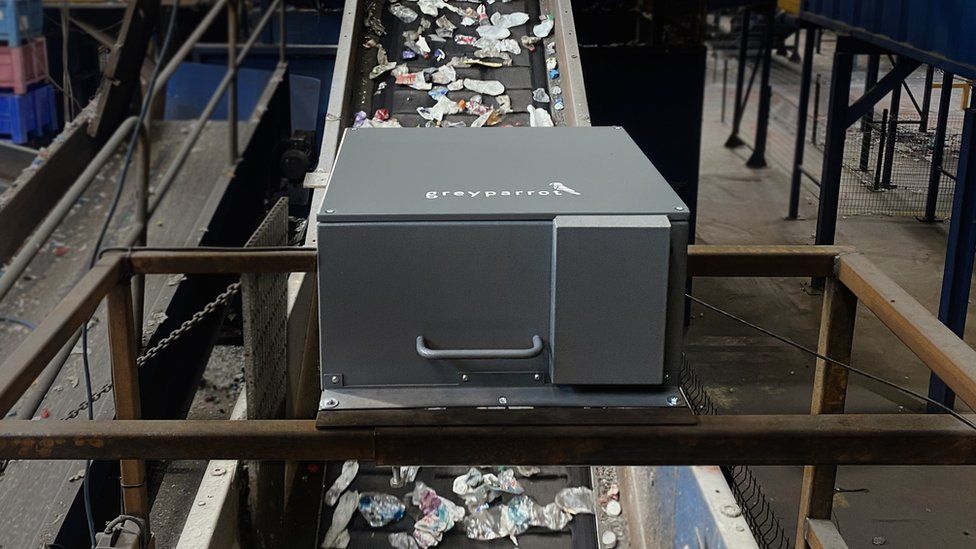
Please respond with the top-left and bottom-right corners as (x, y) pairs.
(317, 127), (688, 410)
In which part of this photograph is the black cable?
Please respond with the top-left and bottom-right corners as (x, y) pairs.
(686, 293), (976, 432)
(78, 0), (182, 546)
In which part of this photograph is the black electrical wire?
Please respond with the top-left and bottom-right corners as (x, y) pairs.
(78, 0), (182, 546)
(686, 293), (976, 433)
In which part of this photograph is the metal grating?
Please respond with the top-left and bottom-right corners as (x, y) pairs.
(242, 197), (290, 421)
(680, 359), (792, 549)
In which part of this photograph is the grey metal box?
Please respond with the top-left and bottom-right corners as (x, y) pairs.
(317, 127), (688, 404)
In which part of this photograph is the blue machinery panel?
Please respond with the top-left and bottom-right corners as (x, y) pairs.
(800, 0), (976, 80)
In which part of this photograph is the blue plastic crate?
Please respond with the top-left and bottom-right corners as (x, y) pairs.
(0, 83), (57, 144)
(0, 0), (43, 45)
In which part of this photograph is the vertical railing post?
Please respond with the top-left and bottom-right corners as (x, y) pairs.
(278, 0), (286, 63)
(880, 82), (901, 188)
(811, 74), (821, 145)
(873, 109), (888, 191)
(721, 58), (728, 123)
(813, 40), (854, 281)
(133, 126), (150, 342)
(921, 71), (954, 222)
(795, 276), (857, 549)
(788, 25), (815, 219)
(858, 54), (879, 171)
(919, 65), (934, 132)
(928, 105), (976, 410)
(725, 8), (749, 148)
(227, 0), (239, 163)
(107, 277), (152, 544)
(747, 6), (774, 168)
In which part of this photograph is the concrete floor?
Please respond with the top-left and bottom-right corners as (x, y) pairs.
(688, 44), (976, 548)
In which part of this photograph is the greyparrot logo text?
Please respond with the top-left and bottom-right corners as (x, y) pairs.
(425, 182), (582, 199)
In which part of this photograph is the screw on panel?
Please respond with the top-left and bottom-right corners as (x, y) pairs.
(461, 374), (470, 382)
(323, 398), (339, 408)
(666, 395), (679, 407)
(325, 209), (335, 214)
(533, 373), (542, 381)
(330, 375), (340, 384)
(675, 206), (685, 211)
(498, 396), (508, 405)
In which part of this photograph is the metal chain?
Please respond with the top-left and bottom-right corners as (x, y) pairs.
(59, 282), (241, 421)
(135, 282), (241, 367)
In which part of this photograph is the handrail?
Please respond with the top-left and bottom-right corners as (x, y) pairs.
(0, 116), (145, 304)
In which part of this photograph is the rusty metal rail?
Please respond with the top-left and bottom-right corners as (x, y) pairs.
(0, 245), (974, 549)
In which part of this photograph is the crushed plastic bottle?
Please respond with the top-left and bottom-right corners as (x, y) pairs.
(430, 65), (456, 85)
(396, 71), (432, 90)
(490, 11), (530, 28)
(325, 460), (359, 506)
(389, 532), (420, 549)
(402, 49), (417, 60)
(532, 88), (550, 103)
(554, 486), (595, 515)
(548, 68), (560, 79)
(418, 95), (461, 123)
(528, 105), (554, 127)
(463, 79), (505, 96)
(454, 34), (477, 46)
(358, 492), (406, 527)
(369, 46), (397, 79)
(452, 467), (483, 496)
(407, 482), (466, 548)
(417, 0), (443, 16)
(476, 25), (511, 40)
(546, 56), (558, 70)
(484, 468), (524, 495)
(322, 490), (358, 548)
(463, 506), (507, 541)
(553, 97), (565, 110)
(389, 3), (418, 23)
(533, 17), (554, 38)
(434, 48), (446, 62)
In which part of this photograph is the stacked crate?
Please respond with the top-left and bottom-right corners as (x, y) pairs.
(0, 0), (55, 143)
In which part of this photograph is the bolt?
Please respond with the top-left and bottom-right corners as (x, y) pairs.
(498, 396), (508, 405)
(323, 398), (339, 408)
(666, 395), (679, 407)
(325, 209), (335, 214)
(720, 504), (742, 518)
(331, 375), (340, 384)
(461, 374), (470, 382)
(675, 206), (685, 211)
(533, 373), (542, 381)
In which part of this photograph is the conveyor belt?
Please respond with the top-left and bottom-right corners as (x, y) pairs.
(349, 0), (556, 127)
(317, 463), (597, 549)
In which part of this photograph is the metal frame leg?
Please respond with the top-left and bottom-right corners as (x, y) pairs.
(814, 48), (854, 248)
(795, 278), (857, 548)
(747, 7), (774, 168)
(880, 81), (901, 188)
(921, 71), (954, 222)
(107, 278), (152, 545)
(227, 0), (239, 163)
(725, 9), (750, 148)
(919, 65), (934, 132)
(858, 54), (879, 171)
(789, 26), (816, 219)
(928, 106), (976, 410)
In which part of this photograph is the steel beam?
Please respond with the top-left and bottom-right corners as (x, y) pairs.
(814, 46), (854, 252)
(725, 9), (750, 148)
(928, 106), (976, 409)
(747, 7), (774, 168)
(789, 25), (816, 219)
(921, 71), (955, 222)
(837, 253), (976, 411)
(0, 415), (974, 465)
(796, 279), (856, 548)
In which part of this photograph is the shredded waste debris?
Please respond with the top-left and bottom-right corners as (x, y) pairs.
(321, 462), (596, 547)
(354, 0), (565, 127)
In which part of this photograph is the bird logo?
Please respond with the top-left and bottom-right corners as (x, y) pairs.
(550, 182), (581, 195)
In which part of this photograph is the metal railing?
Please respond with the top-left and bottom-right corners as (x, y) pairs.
(0, 0), (288, 421)
(1, 245), (976, 548)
